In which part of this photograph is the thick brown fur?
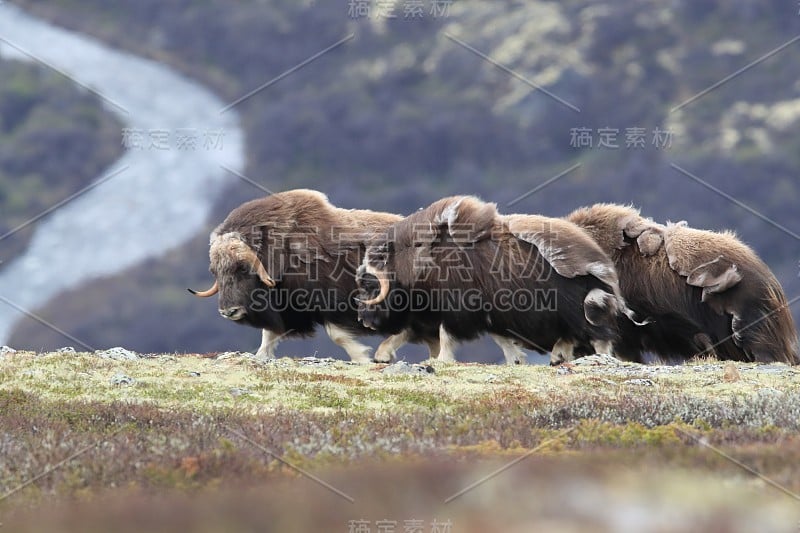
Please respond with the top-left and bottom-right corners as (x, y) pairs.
(566, 203), (799, 364)
(359, 196), (631, 355)
(205, 189), (403, 342)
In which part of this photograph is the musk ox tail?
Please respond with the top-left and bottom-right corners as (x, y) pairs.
(742, 282), (800, 365)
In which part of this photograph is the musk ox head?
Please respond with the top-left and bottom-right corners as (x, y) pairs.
(188, 231), (275, 323)
(355, 239), (397, 330)
(355, 196), (496, 329)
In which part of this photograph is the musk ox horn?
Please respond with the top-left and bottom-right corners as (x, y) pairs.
(188, 281), (219, 297)
(212, 231), (277, 288)
(358, 263), (390, 306)
(238, 245), (276, 288)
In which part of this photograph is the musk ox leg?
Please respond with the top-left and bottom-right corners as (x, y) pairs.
(591, 340), (614, 356)
(374, 330), (412, 363)
(324, 323), (372, 363)
(693, 332), (717, 359)
(550, 338), (575, 366)
(436, 324), (458, 363)
(490, 334), (527, 365)
(255, 329), (278, 361)
(424, 336), (441, 361)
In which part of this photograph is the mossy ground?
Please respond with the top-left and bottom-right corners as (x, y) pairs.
(1, 351), (799, 531)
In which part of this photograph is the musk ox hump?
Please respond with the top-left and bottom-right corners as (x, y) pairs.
(506, 215), (618, 284)
(566, 203), (651, 252)
(432, 196), (497, 244)
(663, 223), (744, 300)
(620, 215), (664, 256)
(686, 255), (743, 302)
(507, 214), (651, 327)
(635, 230), (664, 256)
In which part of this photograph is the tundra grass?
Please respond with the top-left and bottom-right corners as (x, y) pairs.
(0, 351), (799, 531)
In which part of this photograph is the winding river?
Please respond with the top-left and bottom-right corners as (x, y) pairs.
(0, 5), (245, 345)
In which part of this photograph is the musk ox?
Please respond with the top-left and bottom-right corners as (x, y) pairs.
(566, 203), (799, 364)
(189, 189), (442, 362)
(356, 196), (642, 364)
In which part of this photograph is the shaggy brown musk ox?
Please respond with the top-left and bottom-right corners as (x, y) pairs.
(566, 203), (799, 364)
(189, 189), (441, 362)
(357, 196), (642, 364)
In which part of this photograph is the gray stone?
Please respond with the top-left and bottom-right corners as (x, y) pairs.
(573, 354), (621, 366)
(744, 364), (790, 375)
(624, 378), (655, 387)
(0, 346), (16, 357)
(110, 373), (135, 386)
(96, 347), (139, 361)
(217, 351), (254, 361)
(299, 356), (338, 366)
(382, 361), (435, 376)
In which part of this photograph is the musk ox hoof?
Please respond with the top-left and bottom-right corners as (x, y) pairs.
(373, 348), (396, 364)
(253, 349), (275, 362)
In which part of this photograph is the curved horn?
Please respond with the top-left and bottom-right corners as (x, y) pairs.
(240, 246), (275, 287)
(253, 259), (276, 288)
(188, 280), (219, 297)
(358, 263), (390, 306)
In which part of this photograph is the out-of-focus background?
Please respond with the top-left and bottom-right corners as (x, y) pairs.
(1, 0), (799, 361)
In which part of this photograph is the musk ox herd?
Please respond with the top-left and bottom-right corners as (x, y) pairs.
(189, 189), (799, 366)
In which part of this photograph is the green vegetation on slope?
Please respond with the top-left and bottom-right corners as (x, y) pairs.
(8, 1), (800, 356)
(0, 57), (123, 260)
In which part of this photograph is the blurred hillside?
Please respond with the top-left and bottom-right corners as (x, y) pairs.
(0, 57), (122, 260)
(6, 0), (800, 359)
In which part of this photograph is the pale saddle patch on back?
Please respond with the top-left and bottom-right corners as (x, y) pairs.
(685, 255), (743, 302)
(663, 223), (744, 301)
(620, 215), (665, 256)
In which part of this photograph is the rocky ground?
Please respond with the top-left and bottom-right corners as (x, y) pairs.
(0, 348), (799, 532)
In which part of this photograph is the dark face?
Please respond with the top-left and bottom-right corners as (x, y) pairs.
(355, 241), (399, 330)
(355, 265), (386, 329)
(212, 258), (268, 325)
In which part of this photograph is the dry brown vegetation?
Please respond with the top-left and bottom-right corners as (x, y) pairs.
(0, 351), (799, 532)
